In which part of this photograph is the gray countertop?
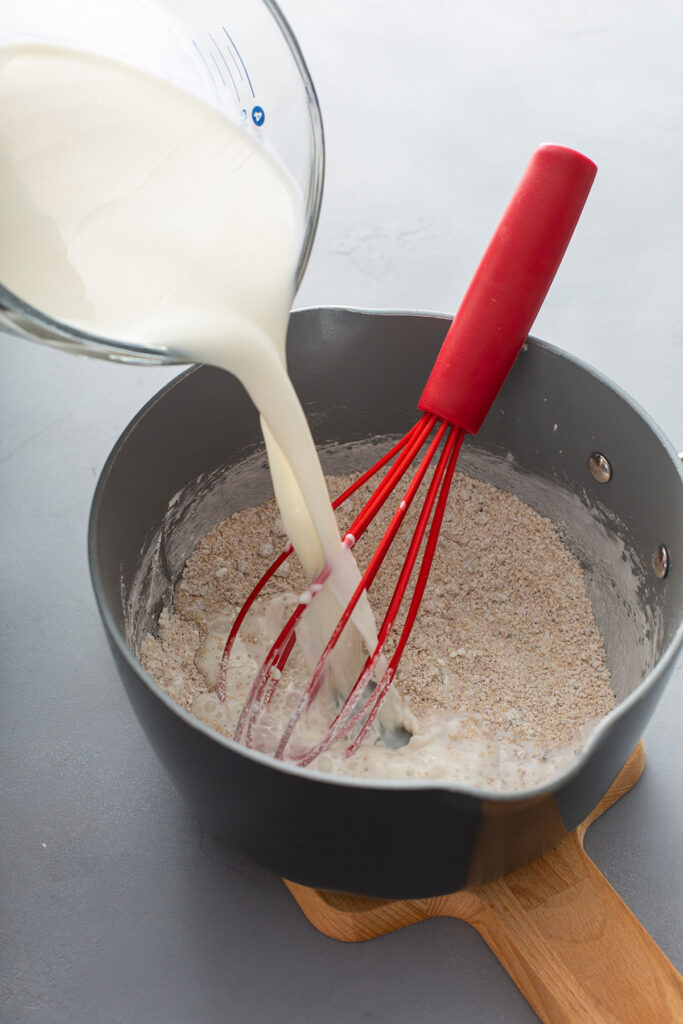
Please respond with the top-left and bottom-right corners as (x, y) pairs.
(1, 2), (681, 1021)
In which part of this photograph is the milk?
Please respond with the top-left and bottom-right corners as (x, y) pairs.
(0, 44), (406, 727)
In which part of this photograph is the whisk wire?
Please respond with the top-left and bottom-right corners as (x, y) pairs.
(217, 544), (292, 703)
(345, 426), (464, 756)
(218, 422), (431, 705)
(292, 423), (464, 766)
(221, 416), (435, 712)
(234, 414), (438, 747)
(272, 415), (449, 759)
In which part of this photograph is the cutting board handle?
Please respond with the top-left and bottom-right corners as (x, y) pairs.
(458, 828), (683, 1024)
(285, 744), (683, 1023)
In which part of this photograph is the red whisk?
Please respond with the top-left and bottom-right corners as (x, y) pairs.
(220, 144), (597, 764)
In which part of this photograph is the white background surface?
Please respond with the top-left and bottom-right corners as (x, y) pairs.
(1, 1), (681, 1020)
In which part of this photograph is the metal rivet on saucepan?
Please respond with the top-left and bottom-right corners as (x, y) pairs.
(588, 452), (612, 483)
(653, 545), (670, 580)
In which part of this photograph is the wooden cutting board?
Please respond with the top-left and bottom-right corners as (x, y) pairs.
(285, 743), (683, 1024)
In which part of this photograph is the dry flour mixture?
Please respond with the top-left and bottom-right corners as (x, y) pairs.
(141, 470), (614, 792)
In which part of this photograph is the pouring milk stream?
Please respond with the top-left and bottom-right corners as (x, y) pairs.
(0, 45), (408, 733)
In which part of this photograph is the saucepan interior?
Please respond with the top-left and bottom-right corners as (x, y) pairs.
(89, 308), (683, 897)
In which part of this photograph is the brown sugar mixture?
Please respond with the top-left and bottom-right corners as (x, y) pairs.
(141, 471), (615, 791)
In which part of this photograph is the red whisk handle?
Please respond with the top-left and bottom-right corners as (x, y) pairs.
(418, 144), (597, 434)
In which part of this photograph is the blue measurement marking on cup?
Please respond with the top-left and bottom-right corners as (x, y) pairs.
(222, 27), (255, 98)
(209, 51), (226, 86)
(192, 39), (218, 88)
(208, 31), (239, 102)
(192, 31), (262, 127)
(215, 31), (244, 84)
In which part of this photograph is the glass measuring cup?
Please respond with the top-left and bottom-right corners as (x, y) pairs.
(0, 0), (324, 364)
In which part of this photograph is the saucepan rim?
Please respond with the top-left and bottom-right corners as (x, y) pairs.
(88, 305), (683, 803)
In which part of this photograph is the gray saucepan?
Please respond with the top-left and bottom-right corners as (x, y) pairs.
(88, 307), (683, 899)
